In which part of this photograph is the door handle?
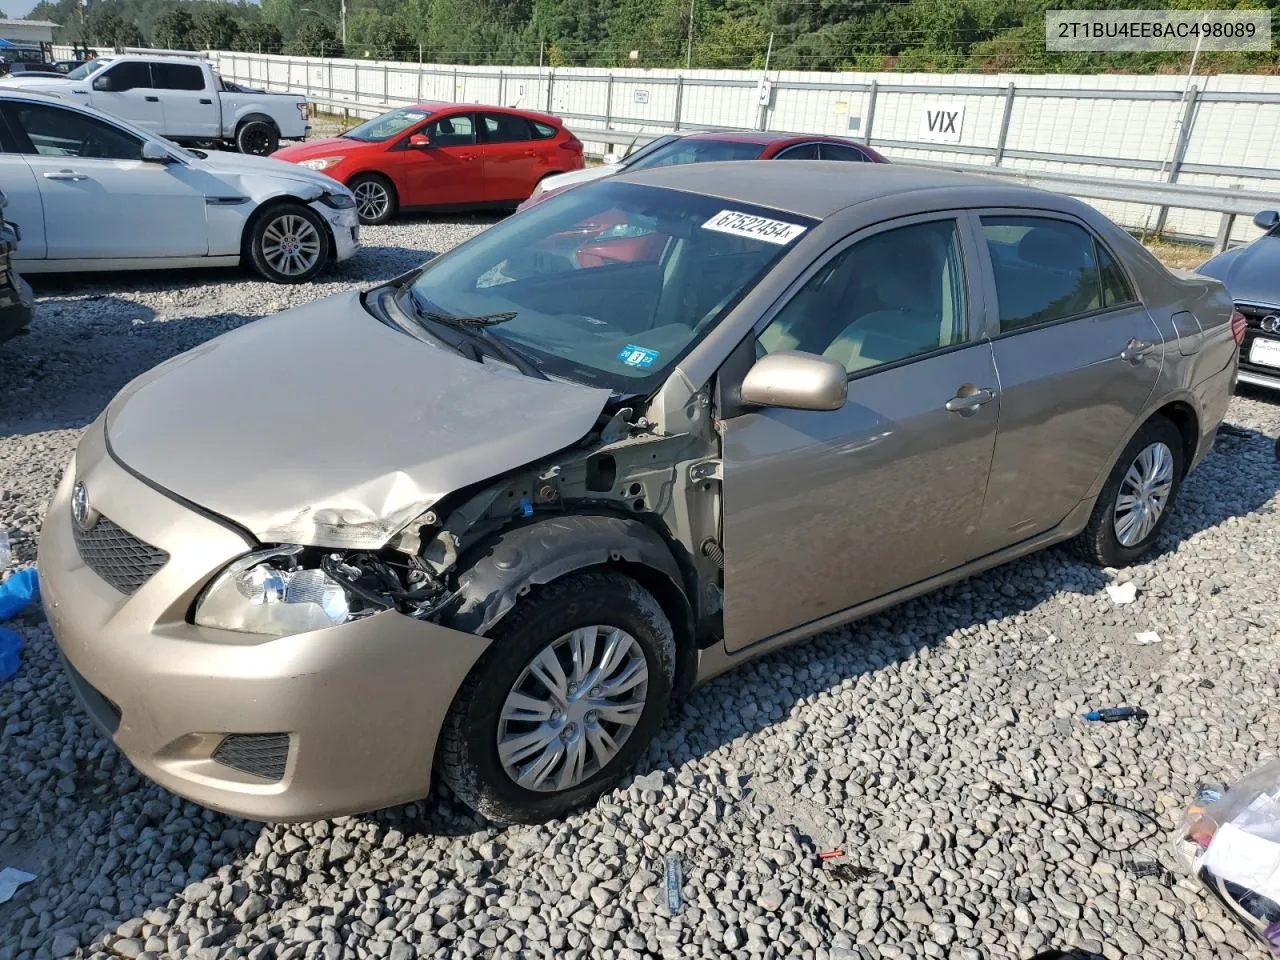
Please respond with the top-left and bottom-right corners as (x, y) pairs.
(145, 95), (159, 102)
(199, 98), (212, 104)
(42, 170), (88, 181)
(945, 386), (996, 414)
(1120, 338), (1155, 364)
(523, 150), (538, 157)
(459, 154), (476, 161)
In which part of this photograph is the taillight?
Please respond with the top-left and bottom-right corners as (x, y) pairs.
(1231, 309), (1247, 344)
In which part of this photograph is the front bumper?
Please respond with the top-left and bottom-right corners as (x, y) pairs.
(312, 201), (360, 264)
(38, 416), (488, 821)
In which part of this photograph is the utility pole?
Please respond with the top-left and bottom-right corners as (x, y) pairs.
(340, 0), (347, 49)
(686, 0), (694, 69)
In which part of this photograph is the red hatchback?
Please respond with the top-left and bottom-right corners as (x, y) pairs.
(273, 103), (585, 224)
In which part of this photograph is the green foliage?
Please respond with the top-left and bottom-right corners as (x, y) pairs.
(193, 6), (241, 49)
(234, 20), (284, 53)
(153, 8), (196, 48)
(286, 21), (343, 57)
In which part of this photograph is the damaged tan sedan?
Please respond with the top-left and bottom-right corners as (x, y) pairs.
(39, 163), (1240, 823)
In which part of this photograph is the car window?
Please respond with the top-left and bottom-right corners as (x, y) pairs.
(6, 103), (142, 161)
(982, 216), (1119, 332)
(821, 143), (867, 162)
(531, 121), (557, 139)
(774, 143), (820, 160)
(65, 60), (108, 81)
(97, 61), (152, 92)
(343, 107), (433, 143)
(151, 63), (204, 91)
(482, 113), (533, 144)
(627, 138), (767, 171)
(423, 113), (475, 147)
(758, 219), (968, 374)
(1097, 241), (1136, 306)
(621, 134), (680, 165)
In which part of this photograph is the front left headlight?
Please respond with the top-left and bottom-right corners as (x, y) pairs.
(300, 156), (343, 171)
(194, 545), (352, 637)
(317, 191), (356, 210)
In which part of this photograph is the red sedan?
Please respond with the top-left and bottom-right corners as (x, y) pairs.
(518, 130), (888, 212)
(273, 103), (585, 225)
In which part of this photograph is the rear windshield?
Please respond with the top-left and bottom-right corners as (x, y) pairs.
(626, 138), (767, 171)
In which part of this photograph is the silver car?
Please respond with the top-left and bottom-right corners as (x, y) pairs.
(39, 162), (1240, 823)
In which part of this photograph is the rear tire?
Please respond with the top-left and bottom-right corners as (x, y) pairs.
(438, 571), (676, 824)
(236, 119), (280, 157)
(348, 173), (396, 225)
(246, 203), (330, 284)
(1071, 416), (1186, 567)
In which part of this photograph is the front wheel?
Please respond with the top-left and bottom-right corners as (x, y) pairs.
(348, 174), (396, 225)
(438, 571), (676, 824)
(1072, 416), (1186, 567)
(236, 119), (280, 156)
(246, 204), (330, 284)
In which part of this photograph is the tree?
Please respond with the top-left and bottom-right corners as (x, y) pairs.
(88, 10), (145, 48)
(286, 22), (343, 57)
(153, 9), (196, 50)
(193, 7), (242, 50)
(234, 21), (285, 54)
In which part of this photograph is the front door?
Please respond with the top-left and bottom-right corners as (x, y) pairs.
(87, 60), (165, 134)
(2, 101), (207, 259)
(398, 112), (484, 207)
(971, 213), (1164, 552)
(721, 215), (1000, 651)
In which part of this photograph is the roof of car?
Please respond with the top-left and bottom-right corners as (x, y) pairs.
(679, 130), (853, 145)
(613, 160), (1051, 219)
(407, 101), (563, 124)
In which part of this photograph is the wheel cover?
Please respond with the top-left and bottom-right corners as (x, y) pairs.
(260, 214), (322, 277)
(1113, 441), (1175, 547)
(496, 625), (649, 793)
(242, 127), (272, 155)
(353, 181), (389, 221)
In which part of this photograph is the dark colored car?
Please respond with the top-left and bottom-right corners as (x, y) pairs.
(1197, 210), (1280, 391)
(0, 188), (33, 344)
(2, 62), (62, 77)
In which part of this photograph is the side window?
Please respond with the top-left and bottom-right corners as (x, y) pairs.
(821, 143), (867, 162)
(757, 219), (969, 374)
(151, 63), (205, 91)
(423, 113), (475, 147)
(96, 61), (152, 92)
(982, 216), (1109, 332)
(7, 103), (141, 161)
(531, 121), (557, 139)
(482, 113), (533, 144)
(1097, 241), (1135, 307)
(775, 142), (820, 160)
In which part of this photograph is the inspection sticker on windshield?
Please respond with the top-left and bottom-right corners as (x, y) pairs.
(618, 345), (660, 369)
(702, 210), (807, 245)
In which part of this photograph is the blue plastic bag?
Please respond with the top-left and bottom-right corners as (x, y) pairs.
(0, 567), (39, 621)
(0, 627), (22, 681)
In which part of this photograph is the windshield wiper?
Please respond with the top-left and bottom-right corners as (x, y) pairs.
(405, 295), (548, 381)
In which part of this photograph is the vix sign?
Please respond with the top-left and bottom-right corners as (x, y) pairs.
(918, 101), (966, 144)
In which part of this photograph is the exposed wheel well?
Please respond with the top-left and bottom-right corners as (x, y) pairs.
(1152, 401), (1200, 469)
(235, 113), (278, 134)
(240, 196), (334, 262)
(608, 559), (698, 697)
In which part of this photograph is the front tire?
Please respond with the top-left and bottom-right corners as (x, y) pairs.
(1072, 416), (1186, 567)
(246, 203), (330, 284)
(348, 174), (396, 225)
(236, 119), (280, 156)
(438, 571), (676, 824)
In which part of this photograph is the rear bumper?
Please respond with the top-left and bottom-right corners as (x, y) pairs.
(38, 417), (489, 821)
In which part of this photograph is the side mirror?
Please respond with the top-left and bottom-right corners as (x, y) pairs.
(92, 75), (114, 91)
(740, 351), (848, 412)
(408, 133), (431, 149)
(1254, 209), (1279, 232)
(141, 141), (170, 164)
(602, 152), (622, 166)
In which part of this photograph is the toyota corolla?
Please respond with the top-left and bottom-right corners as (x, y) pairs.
(40, 163), (1239, 824)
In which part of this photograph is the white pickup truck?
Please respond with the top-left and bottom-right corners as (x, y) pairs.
(6, 54), (310, 155)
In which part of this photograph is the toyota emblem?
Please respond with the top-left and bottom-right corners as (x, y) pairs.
(71, 481), (97, 532)
(1262, 315), (1280, 335)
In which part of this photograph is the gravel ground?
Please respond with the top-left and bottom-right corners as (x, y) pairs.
(1, 218), (1279, 960)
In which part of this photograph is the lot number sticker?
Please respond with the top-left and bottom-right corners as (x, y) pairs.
(618, 345), (660, 368)
(702, 210), (807, 245)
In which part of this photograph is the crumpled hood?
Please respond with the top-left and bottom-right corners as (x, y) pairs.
(190, 149), (348, 193)
(1197, 235), (1280, 308)
(104, 291), (612, 548)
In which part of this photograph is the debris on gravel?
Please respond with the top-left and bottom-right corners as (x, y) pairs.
(1, 217), (1278, 960)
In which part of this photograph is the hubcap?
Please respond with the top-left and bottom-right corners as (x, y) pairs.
(496, 625), (649, 792)
(1113, 441), (1174, 547)
(353, 181), (389, 221)
(243, 129), (271, 155)
(260, 214), (321, 277)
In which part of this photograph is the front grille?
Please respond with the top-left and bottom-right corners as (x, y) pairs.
(213, 733), (290, 781)
(72, 514), (169, 595)
(1234, 304), (1280, 374)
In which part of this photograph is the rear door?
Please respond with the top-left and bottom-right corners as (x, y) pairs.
(478, 112), (542, 203)
(2, 100), (207, 259)
(152, 61), (218, 138)
(772, 142), (820, 160)
(87, 61), (164, 133)
(971, 212), (1163, 552)
(820, 142), (871, 162)
(398, 111), (483, 207)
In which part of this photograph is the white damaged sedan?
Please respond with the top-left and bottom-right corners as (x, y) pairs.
(0, 90), (359, 283)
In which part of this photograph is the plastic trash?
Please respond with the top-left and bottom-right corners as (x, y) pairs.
(1176, 759), (1280, 955)
(1132, 630), (1163, 645)
(1106, 581), (1137, 605)
(0, 628), (21, 682)
(0, 866), (36, 904)
(1082, 706), (1148, 723)
(0, 566), (38, 621)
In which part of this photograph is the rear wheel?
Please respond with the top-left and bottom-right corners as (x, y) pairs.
(349, 174), (396, 225)
(236, 119), (280, 157)
(246, 203), (330, 284)
(438, 571), (676, 824)
(1072, 416), (1186, 567)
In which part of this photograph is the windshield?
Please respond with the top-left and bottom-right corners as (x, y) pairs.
(344, 107), (431, 143)
(406, 181), (813, 392)
(65, 59), (107, 81)
(626, 137), (767, 172)
(620, 134), (680, 165)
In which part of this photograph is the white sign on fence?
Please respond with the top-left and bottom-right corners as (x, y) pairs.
(918, 101), (966, 143)
(634, 89), (649, 104)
